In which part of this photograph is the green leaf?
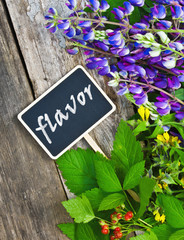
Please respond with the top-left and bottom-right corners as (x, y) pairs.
(76, 223), (96, 240)
(148, 125), (164, 139)
(169, 123), (184, 139)
(158, 194), (184, 228)
(98, 193), (125, 211)
(130, 231), (158, 240)
(174, 148), (184, 163)
(129, 6), (141, 25)
(95, 160), (122, 192)
(133, 121), (148, 136)
(169, 229), (184, 240)
(175, 88), (184, 100)
(84, 188), (107, 212)
(123, 161), (145, 190)
(58, 223), (76, 240)
(62, 195), (95, 223)
(152, 224), (175, 240)
(111, 120), (143, 182)
(57, 149), (106, 195)
(136, 177), (156, 219)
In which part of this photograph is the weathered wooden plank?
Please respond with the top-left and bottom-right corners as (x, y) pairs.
(0, 1), (70, 239)
(4, 0), (134, 158)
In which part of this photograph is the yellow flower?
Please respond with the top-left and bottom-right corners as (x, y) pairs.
(163, 132), (170, 143)
(138, 105), (150, 121)
(160, 214), (166, 223)
(153, 209), (159, 215)
(181, 176), (184, 185)
(171, 136), (181, 144)
(157, 132), (181, 145)
(158, 183), (162, 189)
(163, 182), (168, 189)
(178, 161), (181, 167)
(155, 212), (161, 222)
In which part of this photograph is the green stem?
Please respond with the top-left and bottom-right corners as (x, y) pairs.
(119, 79), (184, 106)
(138, 218), (152, 228)
(124, 191), (136, 215)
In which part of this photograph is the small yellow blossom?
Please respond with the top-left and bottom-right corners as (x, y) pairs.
(163, 132), (170, 143)
(163, 182), (168, 189)
(178, 161), (181, 167)
(181, 176), (184, 185)
(138, 105), (150, 121)
(157, 132), (181, 145)
(158, 183), (162, 189)
(155, 212), (161, 222)
(160, 214), (166, 223)
(153, 209), (159, 215)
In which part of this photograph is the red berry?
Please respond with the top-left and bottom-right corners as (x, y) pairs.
(110, 236), (115, 240)
(124, 211), (133, 221)
(102, 224), (109, 229)
(101, 228), (109, 235)
(115, 227), (121, 232)
(115, 231), (123, 239)
(111, 218), (118, 224)
(117, 213), (123, 219)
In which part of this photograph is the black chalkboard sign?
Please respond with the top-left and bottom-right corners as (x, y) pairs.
(18, 66), (116, 159)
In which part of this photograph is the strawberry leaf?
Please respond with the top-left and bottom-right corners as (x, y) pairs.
(98, 193), (125, 211)
(58, 223), (76, 240)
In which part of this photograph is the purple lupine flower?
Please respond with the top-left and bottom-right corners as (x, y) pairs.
(168, 76), (181, 89)
(66, 0), (77, 10)
(117, 83), (129, 95)
(133, 91), (148, 105)
(129, 0), (145, 7)
(175, 111), (184, 120)
(170, 5), (183, 19)
(94, 41), (109, 51)
(48, 7), (57, 16)
(64, 27), (76, 38)
(45, 15), (54, 20)
(99, 0), (110, 11)
(107, 31), (125, 48)
(178, 75), (184, 82)
(111, 47), (129, 56)
(154, 76), (167, 88)
(83, 29), (95, 41)
(170, 101), (181, 111)
(85, 57), (110, 75)
(145, 68), (157, 78)
(135, 65), (146, 77)
(67, 47), (79, 55)
(78, 21), (92, 28)
(112, 8), (124, 20)
(151, 5), (166, 19)
(129, 84), (143, 94)
(157, 20), (172, 29)
(58, 20), (70, 29)
(157, 106), (170, 115)
(133, 23), (147, 29)
(49, 25), (58, 33)
(88, 0), (100, 11)
(123, 2), (134, 15)
(45, 22), (55, 29)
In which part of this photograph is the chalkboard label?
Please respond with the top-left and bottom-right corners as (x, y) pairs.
(18, 65), (116, 159)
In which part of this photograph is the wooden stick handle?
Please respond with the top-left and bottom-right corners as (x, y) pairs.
(84, 133), (106, 156)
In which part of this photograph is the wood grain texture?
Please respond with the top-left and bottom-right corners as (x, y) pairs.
(0, 1), (70, 239)
(4, 0), (134, 158)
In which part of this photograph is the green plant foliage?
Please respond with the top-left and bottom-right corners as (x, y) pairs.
(136, 177), (156, 219)
(58, 223), (76, 240)
(123, 161), (145, 190)
(152, 224), (175, 240)
(148, 125), (164, 139)
(169, 229), (184, 240)
(111, 120), (143, 181)
(175, 88), (184, 100)
(56, 149), (107, 194)
(62, 195), (95, 223)
(98, 193), (125, 211)
(76, 223), (96, 240)
(95, 160), (122, 192)
(130, 231), (158, 240)
(133, 121), (148, 136)
(158, 194), (184, 228)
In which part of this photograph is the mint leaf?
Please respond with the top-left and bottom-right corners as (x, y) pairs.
(111, 120), (143, 182)
(95, 160), (122, 192)
(76, 223), (96, 240)
(62, 195), (95, 223)
(130, 231), (158, 240)
(58, 223), (76, 240)
(98, 193), (125, 211)
(152, 224), (175, 240)
(169, 229), (184, 240)
(136, 177), (156, 219)
(123, 161), (145, 190)
(84, 188), (107, 212)
(57, 149), (106, 194)
(158, 194), (184, 228)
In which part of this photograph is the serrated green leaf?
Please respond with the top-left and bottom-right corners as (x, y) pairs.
(130, 231), (158, 240)
(169, 229), (184, 240)
(133, 121), (147, 136)
(76, 223), (96, 240)
(111, 120), (143, 182)
(162, 113), (175, 123)
(169, 123), (184, 139)
(58, 223), (76, 240)
(174, 148), (184, 163)
(158, 194), (184, 228)
(95, 160), (122, 192)
(62, 195), (95, 223)
(98, 193), (125, 211)
(148, 125), (164, 139)
(152, 224), (175, 240)
(57, 149), (106, 195)
(84, 188), (107, 212)
(89, 221), (109, 240)
(175, 88), (184, 100)
(123, 161), (145, 190)
(136, 177), (156, 219)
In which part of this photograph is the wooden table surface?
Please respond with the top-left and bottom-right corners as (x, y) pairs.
(0, 0), (134, 239)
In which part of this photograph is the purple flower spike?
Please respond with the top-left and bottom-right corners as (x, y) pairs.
(67, 47), (79, 55)
(171, 5), (183, 19)
(117, 83), (128, 95)
(100, 0), (110, 11)
(151, 5), (166, 19)
(48, 8), (57, 15)
(58, 20), (70, 30)
(129, 0), (144, 7)
(129, 84), (143, 94)
(154, 101), (168, 109)
(78, 21), (92, 27)
(95, 42), (109, 51)
(133, 23), (147, 29)
(168, 76), (181, 89)
(65, 27), (76, 38)
(66, 0), (77, 10)
(86, 61), (98, 69)
(159, 20), (172, 29)
(112, 8), (124, 19)
(135, 65), (146, 77)
(175, 111), (184, 120)
(83, 30), (95, 41)
(170, 101), (181, 112)
(157, 106), (170, 115)
(98, 66), (110, 75)
(49, 26), (58, 33)
(89, 0), (100, 11)
(134, 91), (148, 105)
(178, 75), (184, 82)
(45, 15), (54, 20)
(124, 2), (134, 15)
(45, 22), (54, 29)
